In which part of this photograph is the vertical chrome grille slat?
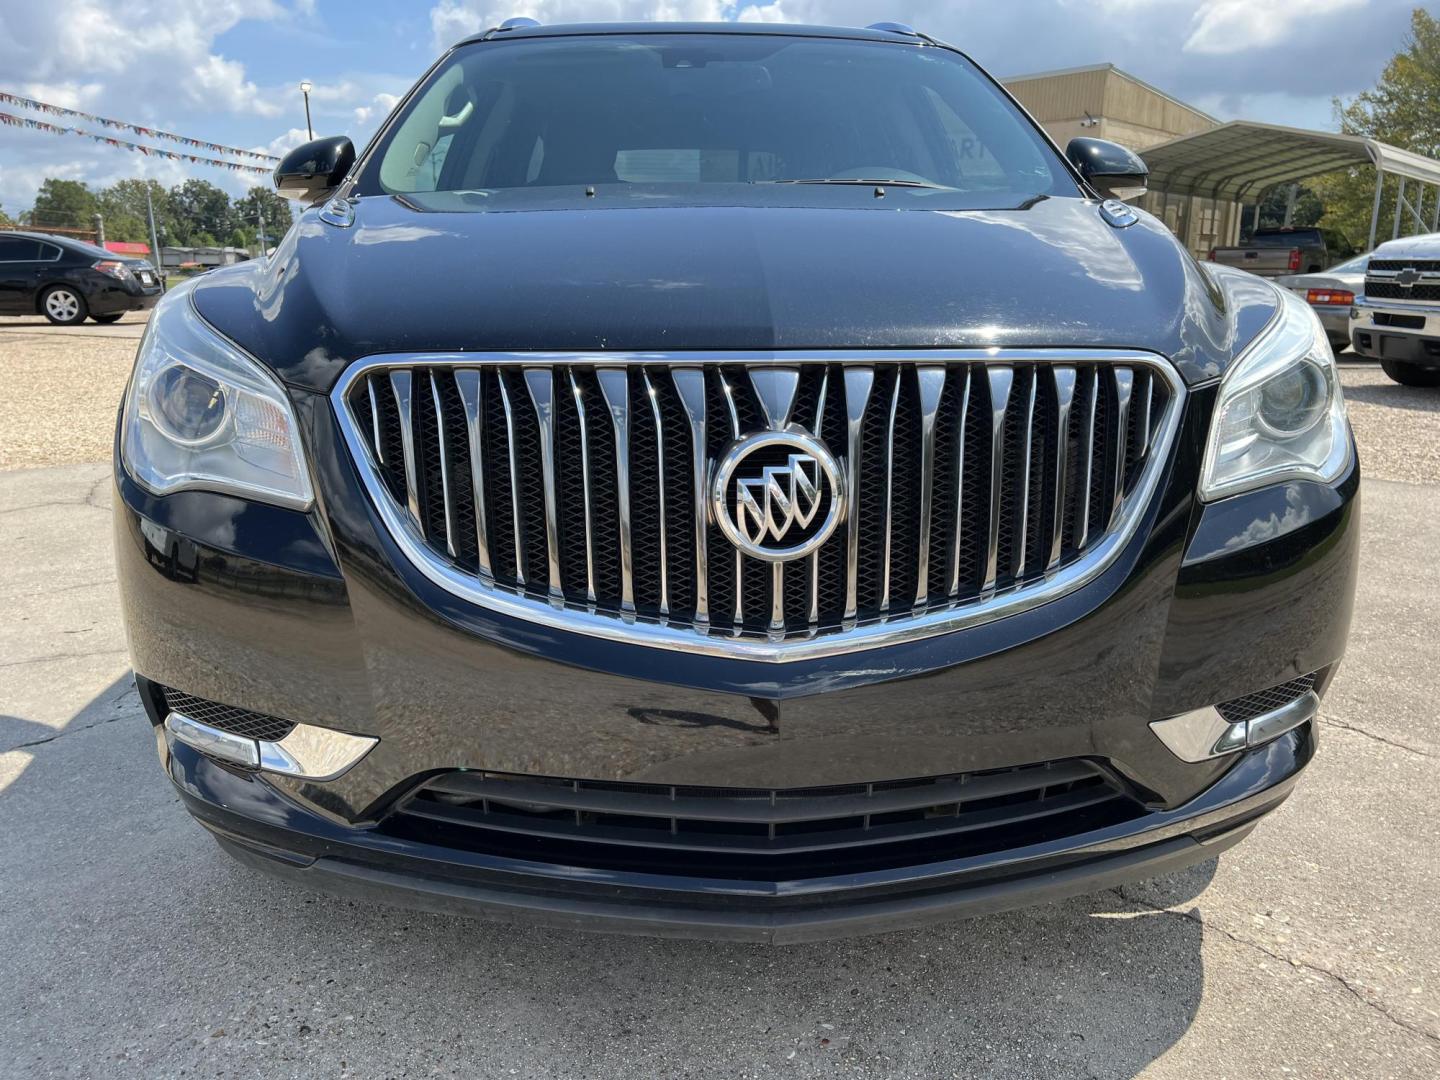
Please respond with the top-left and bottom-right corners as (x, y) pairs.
(496, 372), (527, 587)
(948, 367), (972, 600)
(366, 378), (384, 466)
(1048, 367), (1077, 571)
(453, 370), (492, 580)
(809, 368), (830, 630)
(1111, 367), (1134, 527)
(568, 372), (596, 604)
(842, 367), (875, 626)
(1136, 371), (1153, 459)
(342, 354), (1177, 651)
(388, 370), (423, 534)
(643, 370), (669, 619)
(719, 375), (744, 629)
(913, 366), (946, 608)
(983, 367), (1014, 593)
(429, 372), (458, 558)
(1014, 369), (1038, 580)
(596, 369), (634, 614)
(1076, 369), (1099, 551)
(672, 368), (709, 629)
(879, 372), (902, 616)
(523, 368), (562, 602)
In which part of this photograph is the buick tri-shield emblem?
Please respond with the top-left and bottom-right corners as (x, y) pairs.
(712, 431), (842, 562)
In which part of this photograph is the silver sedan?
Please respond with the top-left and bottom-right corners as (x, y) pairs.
(1276, 254), (1369, 352)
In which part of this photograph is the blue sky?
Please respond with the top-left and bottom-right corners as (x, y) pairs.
(0, 0), (1422, 217)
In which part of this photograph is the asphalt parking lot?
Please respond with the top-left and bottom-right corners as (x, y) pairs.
(1, 315), (1437, 1078)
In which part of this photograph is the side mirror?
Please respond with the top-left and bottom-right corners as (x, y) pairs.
(273, 136), (356, 204)
(1065, 137), (1148, 202)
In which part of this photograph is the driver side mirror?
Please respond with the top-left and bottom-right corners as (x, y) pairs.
(1065, 137), (1149, 202)
(274, 136), (356, 205)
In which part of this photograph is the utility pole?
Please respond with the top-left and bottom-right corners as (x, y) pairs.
(93, 213), (105, 246)
(146, 187), (163, 288)
(256, 206), (268, 258)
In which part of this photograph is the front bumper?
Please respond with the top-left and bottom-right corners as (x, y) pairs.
(115, 375), (1360, 938)
(159, 724), (1310, 943)
(1350, 298), (1440, 367)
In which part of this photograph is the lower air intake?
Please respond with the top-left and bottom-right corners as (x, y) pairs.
(161, 688), (296, 744)
(383, 761), (1145, 881)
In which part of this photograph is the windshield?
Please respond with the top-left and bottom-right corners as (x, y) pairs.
(356, 34), (1074, 201)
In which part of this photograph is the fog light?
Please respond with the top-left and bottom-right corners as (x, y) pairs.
(1151, 690), (1318, 763)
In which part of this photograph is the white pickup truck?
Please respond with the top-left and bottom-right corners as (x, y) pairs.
(1350, 233), (1440, 386)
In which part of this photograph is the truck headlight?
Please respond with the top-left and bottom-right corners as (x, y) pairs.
(120, 284), (313, 510)
(1200, 286), (1350, 501)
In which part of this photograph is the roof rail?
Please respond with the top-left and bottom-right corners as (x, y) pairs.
(866, 22), (921, 36)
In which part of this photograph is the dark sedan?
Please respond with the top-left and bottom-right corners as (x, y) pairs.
(0, 230), (162, 325)
(115, 21), (1357, 942)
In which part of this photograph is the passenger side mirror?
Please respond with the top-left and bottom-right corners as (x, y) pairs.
(1065, 137), (1149, 202)
(273, 136), (356, 204)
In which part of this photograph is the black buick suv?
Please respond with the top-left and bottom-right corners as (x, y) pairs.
(115, 22), (1358, 943)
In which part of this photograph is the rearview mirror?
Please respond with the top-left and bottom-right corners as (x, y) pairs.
(1065, 137), (1148, 202)
(273, 136), (356, 205)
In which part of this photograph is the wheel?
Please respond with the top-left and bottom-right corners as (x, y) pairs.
(90, 313), (124, 324)
(1380, 359), (1440, 387)
(40, 286), (87, 326)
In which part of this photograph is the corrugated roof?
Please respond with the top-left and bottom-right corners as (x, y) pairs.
(1141, 120), (1440, 200)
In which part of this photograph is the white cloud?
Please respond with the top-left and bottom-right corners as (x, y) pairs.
(1182, 0), (1366, 54)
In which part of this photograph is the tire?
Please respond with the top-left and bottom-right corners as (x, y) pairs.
(40, 285), (87, 326)
(90, 313), (124, 324)
(1380, 359), (1440, 387)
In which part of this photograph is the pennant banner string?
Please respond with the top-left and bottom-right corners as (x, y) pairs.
(0, 110), (274, 176)
(0, 91), (279, 163)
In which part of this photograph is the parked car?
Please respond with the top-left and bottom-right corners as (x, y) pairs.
(0, 230), (162, 324)
(1277, 253), (1369, 352)
(1351, 232), (1440, 385)
(1209, 227), (1328, 278)
(116, 21), (1357, 942)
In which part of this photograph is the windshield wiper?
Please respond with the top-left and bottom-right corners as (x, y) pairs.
(761, 178), (947, 189)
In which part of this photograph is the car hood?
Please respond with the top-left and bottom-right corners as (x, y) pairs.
(193, 192), (1278, 392)
(1367, 234), (1440, 260)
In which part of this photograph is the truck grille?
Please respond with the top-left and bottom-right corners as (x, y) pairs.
(1366, 260), (1440, 303)
(335, 352), (1181, 658)
(384, 760), (1144, 881)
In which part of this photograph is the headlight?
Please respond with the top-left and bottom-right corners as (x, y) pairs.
(120, 285), (313, 510)
(1200, 286), (1349, 501)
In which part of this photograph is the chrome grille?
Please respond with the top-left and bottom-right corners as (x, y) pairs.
(1366, 260), (1440, 303)
(335, 352), (1182, 660)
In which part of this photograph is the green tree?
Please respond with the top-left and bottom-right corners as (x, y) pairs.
(232, 186), (294, 251)
(1314, 8), (1440, 250)
(168, 179), (232, 246)
(0, 202), (12, 226)
(29, 178), (98, 230)
(1255, 184), (1324, 232)
(96, 179), (177, 245)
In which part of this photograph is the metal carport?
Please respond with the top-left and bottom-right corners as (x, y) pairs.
(1139, 120), (1440, 250)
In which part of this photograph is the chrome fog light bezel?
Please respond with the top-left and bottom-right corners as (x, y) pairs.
(1150, 690), (1319, 763)
(164, 711), (377, 781)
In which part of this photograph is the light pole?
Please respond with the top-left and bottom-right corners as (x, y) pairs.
(299, 80), (313, 140)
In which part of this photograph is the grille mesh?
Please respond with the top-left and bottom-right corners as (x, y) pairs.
(1215, 674), (1317, 724)
(344, 358), (1174, 646)
(162, 688), (294, 743)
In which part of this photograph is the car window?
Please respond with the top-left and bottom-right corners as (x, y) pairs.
(360, 35), (1073, 199)
(1330, 255), (1367, 274)
(0, 237), (43, 261)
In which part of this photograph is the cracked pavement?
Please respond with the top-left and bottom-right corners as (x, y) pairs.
(2, 375), (1439, 1076)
